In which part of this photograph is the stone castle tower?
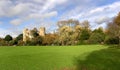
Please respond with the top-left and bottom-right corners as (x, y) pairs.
(23, 27), (45, 42)
(39, 27), (45, 36)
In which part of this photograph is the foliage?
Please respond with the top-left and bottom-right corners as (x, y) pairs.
(89, 27), (105, 44)
(106, 12), (120, 46)
(31, 28), (39, 37)
(79, 29), (90, 41)
(1, 13), (120, 46)
(16, 34), (23, 41)
(25, 36), (43, 46)
(57, 19), (81, 45)
(4, 35), (13, 41)
(42, 34), (58, 45)
(105, 36), (119, 44)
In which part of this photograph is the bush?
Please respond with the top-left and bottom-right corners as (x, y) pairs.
(105, 36), (119, 44)
(25, 36), (43, 46)
(89, 33), (105, 44)
(9, 40), (18, 46)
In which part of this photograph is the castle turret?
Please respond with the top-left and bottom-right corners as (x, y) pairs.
(39, 27), (45, 36)
(23, 27), (46, 42)
(23, 28), (29, 42)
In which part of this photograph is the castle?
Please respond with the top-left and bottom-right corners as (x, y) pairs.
(23, 27), (45, 42)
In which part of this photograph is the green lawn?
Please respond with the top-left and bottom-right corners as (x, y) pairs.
(0, 45), (119, 70)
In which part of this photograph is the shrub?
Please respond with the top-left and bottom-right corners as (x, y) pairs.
(105, 36), (119, 44)
(89, 33), (105, 44)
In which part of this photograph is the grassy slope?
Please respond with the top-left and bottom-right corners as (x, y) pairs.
(75, 47), (120, 70)
(0, 45), (109, 70)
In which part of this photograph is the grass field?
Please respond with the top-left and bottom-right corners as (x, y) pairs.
(0, 45), (119, 70)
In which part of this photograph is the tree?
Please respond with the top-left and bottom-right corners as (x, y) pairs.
(31, 28), (39, 37)
(26, 36), (43, 46)
(16, 34), (23, 41)
(58, 26), (73, 45)
(89, 28), (105, 44)
(106, 12), (120, 46)
(113, 12), (120, 46)
(0, 38), (8, 46)
(17, 40), (24, 46)
(77, 20), (91, 44)
(81, 20), (90, 29)
(42, 34), (58, 45)
(80, 29), (90, 40)
(4, 35), (13, 41)
(57, 19), (80, 45)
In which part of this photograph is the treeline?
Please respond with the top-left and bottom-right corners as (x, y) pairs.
(0, 12), (120, 46)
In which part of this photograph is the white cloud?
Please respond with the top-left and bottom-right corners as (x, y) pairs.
(40, 0), (67, 13)
(27, 11), (58, 20)
(0, 28), (20, 38)
(61, 1), (120, 24)
(0, 0), (120, 37)
(8, 3), (31, 17)
(94, 16), (111, 24)
(89, 1), (120, 16)
(10, 19), (23, 25)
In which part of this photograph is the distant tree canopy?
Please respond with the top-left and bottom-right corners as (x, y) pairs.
(114, 12), (120, 26)
(106, 12), (120, 46)
(57, 19), (81, 45)
(4, 35), (13, 41)
(31, 28), (39, 37)
(0, 12), (120, 46)
(89, 27), (105, 44)
(16, 34), (23, 41)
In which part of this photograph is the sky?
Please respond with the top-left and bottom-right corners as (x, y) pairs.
(0, 0), (120, 38)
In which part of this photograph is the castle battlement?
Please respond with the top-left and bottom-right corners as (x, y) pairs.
(23, 27), (45, 42)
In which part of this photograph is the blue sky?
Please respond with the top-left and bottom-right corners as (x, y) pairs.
(0, 0), (120, 37)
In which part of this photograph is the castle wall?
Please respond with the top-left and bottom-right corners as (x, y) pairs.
(23, 27), (45, 42)
(39, 27), (45, 36)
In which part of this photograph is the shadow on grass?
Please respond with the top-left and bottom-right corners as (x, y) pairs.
(74, 48), (120, 70)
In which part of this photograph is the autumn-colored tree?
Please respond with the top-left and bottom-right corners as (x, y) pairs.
(57, 19), (80, 45)
(81, 20), (90, 30)
(113, 12), (120, 46)
(42, 34), (58, 45)
(106, 12), (120, 46)
(78, 20), (91, 44)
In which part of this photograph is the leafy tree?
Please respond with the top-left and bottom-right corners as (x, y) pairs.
(57, 19), (80, 45)
(4, 35), (13, 41)
(16, 34), (23, 41)
(9, 40), (18, 46)
(105, 36), (119, 44)
(113, 12), (120, 46)
(80, 29), (90, 41)
(106, 13), (120, 46)
(42, 34), (58, 45)
(17, 40), (24, 46)
(31, 28), (39, 37)
(81, 20), (90, 29)
(25, 36), (43, 46)
(0, 38), (8, 46)
(89, 28), (105, 44)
